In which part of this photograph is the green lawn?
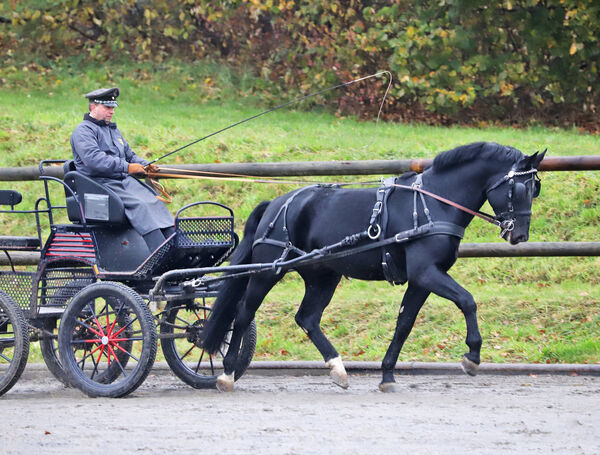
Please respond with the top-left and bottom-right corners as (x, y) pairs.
(1, 61), (599, 364)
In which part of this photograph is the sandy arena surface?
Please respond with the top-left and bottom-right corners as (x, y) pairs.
(1, 368), (599, 455)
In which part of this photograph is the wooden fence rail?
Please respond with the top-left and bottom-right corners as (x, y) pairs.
(0, 155), (599, 181)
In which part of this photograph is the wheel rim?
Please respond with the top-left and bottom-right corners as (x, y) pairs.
(39, 279), (94, 385)
(0, 293), (29, 396)
(0, 309), (18, 368)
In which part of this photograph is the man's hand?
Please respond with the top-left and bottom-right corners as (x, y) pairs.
(128, 163), (147, 175)
(145, 164), (159, 173)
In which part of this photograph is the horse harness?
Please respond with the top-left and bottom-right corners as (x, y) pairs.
(252, 177), (466, 284)
(367, 175), (466, 284)
(250, 165), (539, 284)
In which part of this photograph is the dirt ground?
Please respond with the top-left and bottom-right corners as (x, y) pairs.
(1, 368), (599, 455)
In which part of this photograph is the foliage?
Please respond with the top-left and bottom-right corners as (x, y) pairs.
(1, 1), (599, 128)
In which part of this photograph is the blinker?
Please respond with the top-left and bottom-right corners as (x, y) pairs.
(533, 177), (541, 198)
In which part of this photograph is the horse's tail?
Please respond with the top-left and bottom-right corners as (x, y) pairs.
(201, 200), (271, 354)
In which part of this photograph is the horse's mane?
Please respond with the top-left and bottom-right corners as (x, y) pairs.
(432, 142), (523, 171)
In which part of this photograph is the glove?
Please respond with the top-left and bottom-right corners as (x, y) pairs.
(145, 163), (159, 173)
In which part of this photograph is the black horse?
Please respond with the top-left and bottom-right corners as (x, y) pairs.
(201, 142), (545, 392)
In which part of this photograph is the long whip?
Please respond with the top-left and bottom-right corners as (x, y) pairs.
(147, 71), (392, 165)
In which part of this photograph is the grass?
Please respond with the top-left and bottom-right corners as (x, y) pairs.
(1, 60), (599, 365)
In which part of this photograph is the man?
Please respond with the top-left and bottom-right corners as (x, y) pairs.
(70, 87), (174, 251)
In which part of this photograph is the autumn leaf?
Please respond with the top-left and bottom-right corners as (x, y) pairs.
(569, 42), (577, 55)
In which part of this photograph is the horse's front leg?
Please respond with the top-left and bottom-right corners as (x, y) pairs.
(216, 318), (245, 392)
(217, 274), (279, 392)
(417, 265), (483, 376)
(380, 283), (429, 392)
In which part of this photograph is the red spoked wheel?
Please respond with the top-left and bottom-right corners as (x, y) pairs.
(58, 282), (157, 398)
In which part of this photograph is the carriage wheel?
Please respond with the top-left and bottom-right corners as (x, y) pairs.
(39, 281), (131, 387)
(58, 282), (157, 398)
(0, 291), (30, 396)
(39, 279), (93, 386)
(160, 298), (256, 389)
(39, 317), (70, 386)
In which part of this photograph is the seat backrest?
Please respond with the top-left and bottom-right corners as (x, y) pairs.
(63, 159), (77, 174)
(62, 160), (126, 224)
(0, 190), (22, 207)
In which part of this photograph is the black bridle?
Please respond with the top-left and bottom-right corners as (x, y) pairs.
(486, 168), (541, 239)
(390, 167), (541, 240)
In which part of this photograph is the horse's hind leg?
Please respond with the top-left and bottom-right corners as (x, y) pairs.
(379, 283), (430, 392)
(295, 270), (347, 388)
(217, 273), (280, 392)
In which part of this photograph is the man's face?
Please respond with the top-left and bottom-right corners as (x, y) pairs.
(90, 103), (115, 123)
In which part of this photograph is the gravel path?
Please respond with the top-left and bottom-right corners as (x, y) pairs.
(1, 369), (599, 455)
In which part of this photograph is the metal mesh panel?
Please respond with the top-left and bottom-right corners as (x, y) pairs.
(0, 271), (34, 311)
(135, 241), (173, 277)
(37, 267), (95, 309)
(176, 217), (234, 248)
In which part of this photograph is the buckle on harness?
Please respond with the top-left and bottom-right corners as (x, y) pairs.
(372, 201), (383, 216)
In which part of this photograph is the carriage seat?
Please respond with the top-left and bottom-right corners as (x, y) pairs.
(0, 190), (41, 250)
(62, 160), (126, 224)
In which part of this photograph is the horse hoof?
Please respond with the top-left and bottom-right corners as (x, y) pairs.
(461, 356), (480, 377)
(379, 382), (399, 393)
(326, 356), (349, 389)
(331, 370), (349, 389)
(216, 373), (235, 392)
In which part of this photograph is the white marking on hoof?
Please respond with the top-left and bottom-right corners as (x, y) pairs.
(379, 382), (399, 393)
(326, 356), (349, 389)
(216, 373), (235, 392)
(461, 356), (480, 377)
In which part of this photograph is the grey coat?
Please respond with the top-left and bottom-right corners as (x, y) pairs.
(70, 114), (173, 235)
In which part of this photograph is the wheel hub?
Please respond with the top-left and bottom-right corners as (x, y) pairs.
(186, 319), (206, 347)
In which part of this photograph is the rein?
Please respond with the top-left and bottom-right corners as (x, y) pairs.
(144, 166), (381, 199)
(145, 164), (538, 239)
(391, 182), (500, 227)
(148, 167), (330, 185)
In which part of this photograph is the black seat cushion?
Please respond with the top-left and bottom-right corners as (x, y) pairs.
(0, 190), (23, 206)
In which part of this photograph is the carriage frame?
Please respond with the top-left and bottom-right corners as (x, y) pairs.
(0, 160), (257, 397)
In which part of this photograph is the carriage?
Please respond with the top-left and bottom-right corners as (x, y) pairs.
(0, 159), (257, 398)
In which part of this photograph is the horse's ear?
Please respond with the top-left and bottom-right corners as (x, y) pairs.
(532, 149), (546, 169)
(516, 152), (536, 170)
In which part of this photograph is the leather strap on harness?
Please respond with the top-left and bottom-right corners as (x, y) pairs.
(368, 177), (401, 283)
(368, 177), (396, 240)
(369, 174), (451, 284)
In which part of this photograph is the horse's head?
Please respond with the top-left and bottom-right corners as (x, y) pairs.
(486, 150), (546, 244)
